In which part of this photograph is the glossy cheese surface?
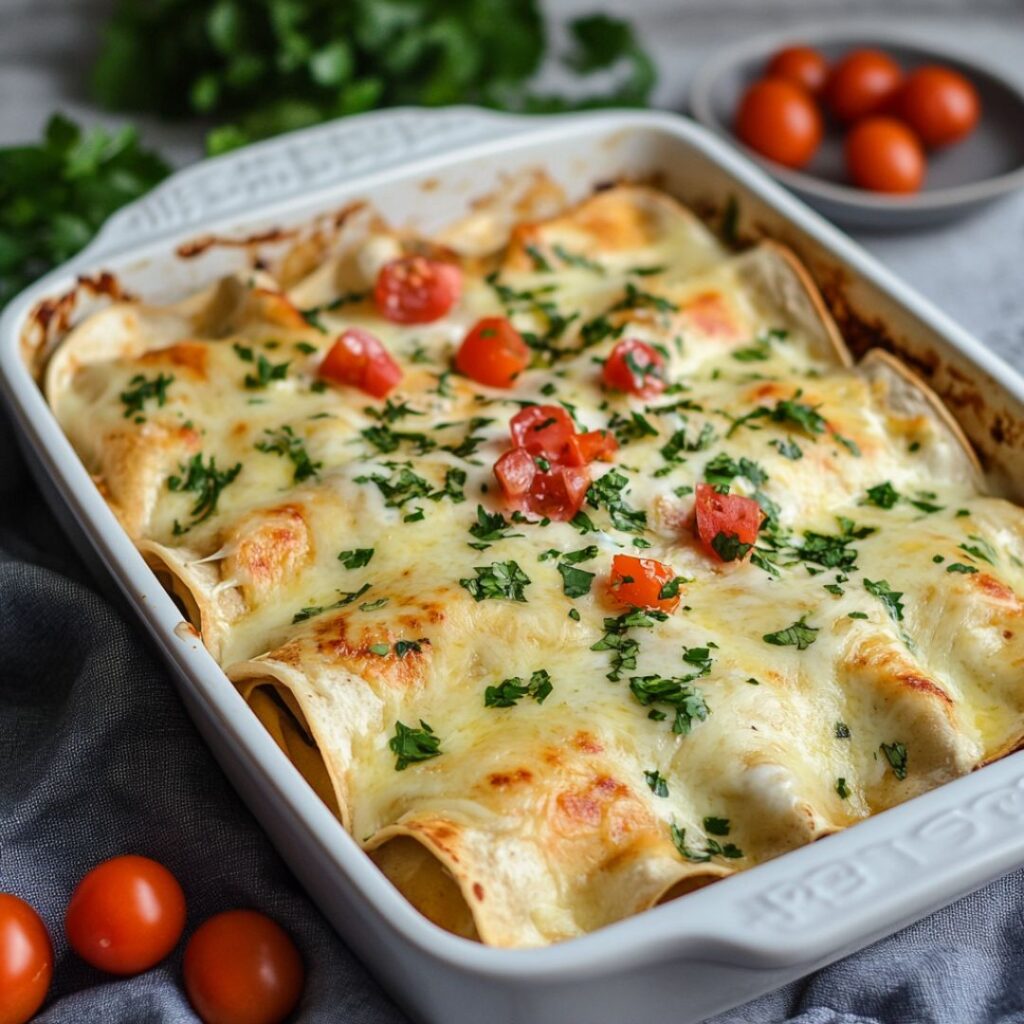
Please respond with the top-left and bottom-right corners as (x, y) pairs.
(47, 186), (1024, 947)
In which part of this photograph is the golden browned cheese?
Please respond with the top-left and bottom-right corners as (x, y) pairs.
(46, 185), (1024, 947)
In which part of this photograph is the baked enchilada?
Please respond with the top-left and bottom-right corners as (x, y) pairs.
(45, 185), (1024, 947)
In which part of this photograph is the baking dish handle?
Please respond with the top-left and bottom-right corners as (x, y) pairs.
(81, 106), (538, 262)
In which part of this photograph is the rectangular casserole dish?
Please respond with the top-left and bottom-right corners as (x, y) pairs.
(3, 106), (1024, 1024)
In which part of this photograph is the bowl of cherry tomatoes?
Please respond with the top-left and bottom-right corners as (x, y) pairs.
(689, 27), (1024, 228)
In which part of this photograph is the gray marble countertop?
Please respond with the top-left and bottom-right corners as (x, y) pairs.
(2, 0), (1023, 366)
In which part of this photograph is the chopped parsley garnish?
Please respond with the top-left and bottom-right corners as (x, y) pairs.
(836, 777), (851, 799)
(369, 643), (390, 656)
(390, 720), (442, 771)
(609, 281), (678, 315)
(629, 674), (710, 734)
(727, 390), (826, 439)
(796, 518), (875, 571)
(659, 576), (685, 600)
(848, 611), (869, 619)
(256, 426), (321, 482)
(703, 452), (767, 489)
(361, 424), (436, 456)
(771, 437), (802, 460)
(483, 669), (553, 708)
(670, 823), (742, 862)
(591, 607), (667, 681)
(660, 422), (716, 465)
(959, 535), (997, 565)
(554, 243), (604, 273)
(644, 770), (669, 797)
(864, 578), (905, 622)
(459, 560), (531, 602)
(880, 740), (908, 781)
(244, 353), (290, 389)
(835, 721), (851, 739)
(946, 562), (979, 574)
(731, 328), (786, 362)
(365, 398), (423, 425)
(762, 615), (819, 650)
(557, 562), (595, 598)
(338, 548), (374, 569)
(299, 291), (367, 332)
(468, 505), (521, 550)
(441, 416), (494, 459)
(609, 409), (659, 444)
(586, 469), (647, 533)
(524, 243), (552, 272)
(292, 582), (371, 623)
(865, 481), (900, 509)
(168, 453), (241, 532)
(712, 532), (753, 562)
(355, 467), (432, 509)
(120, 372), (173, 419)
(429, 467), (467, 504)
(370, 639), (426, 658)
(703, 816), (730, 836)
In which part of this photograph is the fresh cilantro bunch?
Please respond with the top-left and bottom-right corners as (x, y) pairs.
(91, 0), (655, 154)
(0, 114), (169, 308)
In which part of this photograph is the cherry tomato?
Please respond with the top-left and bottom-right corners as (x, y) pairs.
(183, 910), (303, 1024)
(0, 894), (52, 1024)
(564, 429), (619, 466)
(65, 855), (186, 975)
(455, 317), (530, 388)
(825, 49), (903, 123)
(602, 339), (667, 397)
(493, 448), (590, 521)
(607, 554), (680, 612)
(766, 45), (829, 95)
(694, 483), (764, 561)
(374, 257), (461, 324)
(509, 405), (577, 461)
(318, 328), (402, 398)
(844, 116), (926, 194)
(896, 65), (980, 147)
(735, 77), (823, 169)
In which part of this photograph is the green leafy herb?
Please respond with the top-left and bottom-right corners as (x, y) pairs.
(120, 372), (174, 419)
(835, 777), (851, 799)
(338, 548), (374, 569)
(0, 114), (168, 309)
(771, 437), (802, 460)
(244, 353), (290, 389)
(660, 422), (716, 464)
(864, 578), (905, 622)
(483, 668), (553, 708)
(880, 740), (908, 781)
(356, 467), (432, 508)
(959, 535), (997, 565)
(292, 582), (371, 623)
(865, 481), (900, 509)
(390, 720), (442, 771)
(557, 562), (595, 598)
(762, 615), (818, 650)
(711, 532), (752, 562)
(553, 243), (603, 273)
(468, 505), (522, 550)
(644, 770), (668, 797)
(586, 469), (647, 533)
(591, 607), (667, 681)
(460, 560), (531, 602)
(255, 426), (321, 483)
(298, 291), (367, 331)
(834, 721), (851, 739)
(168, 453), (241, 532)
(629, 674), (710, 734)
(946, 562), (979, 574)
(731, 328), (786, 363)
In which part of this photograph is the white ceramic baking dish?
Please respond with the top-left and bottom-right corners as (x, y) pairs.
(4, 107), (1024, 1024)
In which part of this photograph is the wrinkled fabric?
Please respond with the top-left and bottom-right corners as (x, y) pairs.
(1, 396), (1022, 1024)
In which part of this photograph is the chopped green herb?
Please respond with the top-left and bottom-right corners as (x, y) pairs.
(880, 740), (908, 780)
(711, 532), (752, 562)
(338, 548), (374, 569)
(557, 562), (595, 598)
(586, 469), (647, 534)
(591, 607), (667, 681)
(864, 578), (905, 622)
(292, 582), (371, 623)
(836, 777), (850, 799)
(244, 353), (290, 389)
(644, 769), (669, 797)
(960, 535), (997, 565)
(168, 453), (241, 532)
(553, 243), (603, 273)
(771, 437), (802, 460)
(299, 291), (367, 332)
(256, 426), (321, 483)
(468, 505), (522, 550)
(120, 372), (173, 419)
(484, 668), (553, 708)
(865, 481), (900, 509)
(946, 562), (979, 574)
(762, 615), (819, 650)
(390, 720), (442, 771)
(629, 674), (710, 734)
(356, 467), (432, 509)
(835, 721), (851, 739)
(459, 560), (531, 602)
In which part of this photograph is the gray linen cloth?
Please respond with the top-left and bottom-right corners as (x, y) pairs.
(1, 405), (1021, 1024)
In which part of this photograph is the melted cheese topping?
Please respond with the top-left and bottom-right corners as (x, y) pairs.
(47, 186), (1024, 947)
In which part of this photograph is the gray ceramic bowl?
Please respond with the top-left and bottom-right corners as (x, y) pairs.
(689, 27), (1024, 229)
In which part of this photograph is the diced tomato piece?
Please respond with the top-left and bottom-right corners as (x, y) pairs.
(319, 328), (402, 398)
(525, 465), (591, 521)
(374, 256), (461, 324)
(494, 447), (536, 498)
(494, 447), (589, 522)
(694, 482), (764, 561)
(564, 429), (619, 466)
(607, 554), (680, 612)
(602, 339), (667, 397)
(455, 317), (530, 388)
(509, 405), (577, 461)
